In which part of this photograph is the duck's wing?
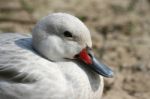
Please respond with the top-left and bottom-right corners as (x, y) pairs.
(0, 33), (38, 83)
(0, 33), (70, 99)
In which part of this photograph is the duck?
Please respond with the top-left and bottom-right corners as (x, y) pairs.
(0, 13), (113, 99)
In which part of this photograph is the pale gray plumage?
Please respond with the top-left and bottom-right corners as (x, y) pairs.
(0, 13), (104, 99)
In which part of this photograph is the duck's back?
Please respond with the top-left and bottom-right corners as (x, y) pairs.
(0, 33), (71, 99)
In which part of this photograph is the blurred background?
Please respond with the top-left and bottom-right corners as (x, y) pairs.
(0, 0), (150, 99)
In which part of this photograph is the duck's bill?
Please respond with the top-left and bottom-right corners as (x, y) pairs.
(88, 56), (113, 77)
(75, 48), (114, 78)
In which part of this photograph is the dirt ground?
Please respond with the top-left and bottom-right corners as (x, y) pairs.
(0, 0), (150, 99)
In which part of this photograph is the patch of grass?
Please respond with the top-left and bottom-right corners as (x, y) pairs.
(0, 27), (15, 33)
(111, 5), (126, 14)
(20, 0), (34, 13)
(124, 22), (135, 36)
(77, 15), (88, 22)
(111, 0), (138, 13)
(127, 0), (138, 11)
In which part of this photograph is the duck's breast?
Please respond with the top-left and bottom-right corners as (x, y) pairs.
(57, 61), (104, 99)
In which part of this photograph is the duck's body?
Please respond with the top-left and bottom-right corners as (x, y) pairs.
(0, 33), (103, 99)
(0, 13), (113, 99)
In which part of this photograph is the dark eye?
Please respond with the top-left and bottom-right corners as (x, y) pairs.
(63, 31), (73, 37)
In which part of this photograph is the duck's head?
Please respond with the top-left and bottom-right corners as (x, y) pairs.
(32, 13), (113, 77)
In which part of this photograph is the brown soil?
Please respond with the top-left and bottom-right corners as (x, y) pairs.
(0, 0), (150, 99)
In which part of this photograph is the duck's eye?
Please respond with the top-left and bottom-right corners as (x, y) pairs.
(64, 31), (73, 37)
